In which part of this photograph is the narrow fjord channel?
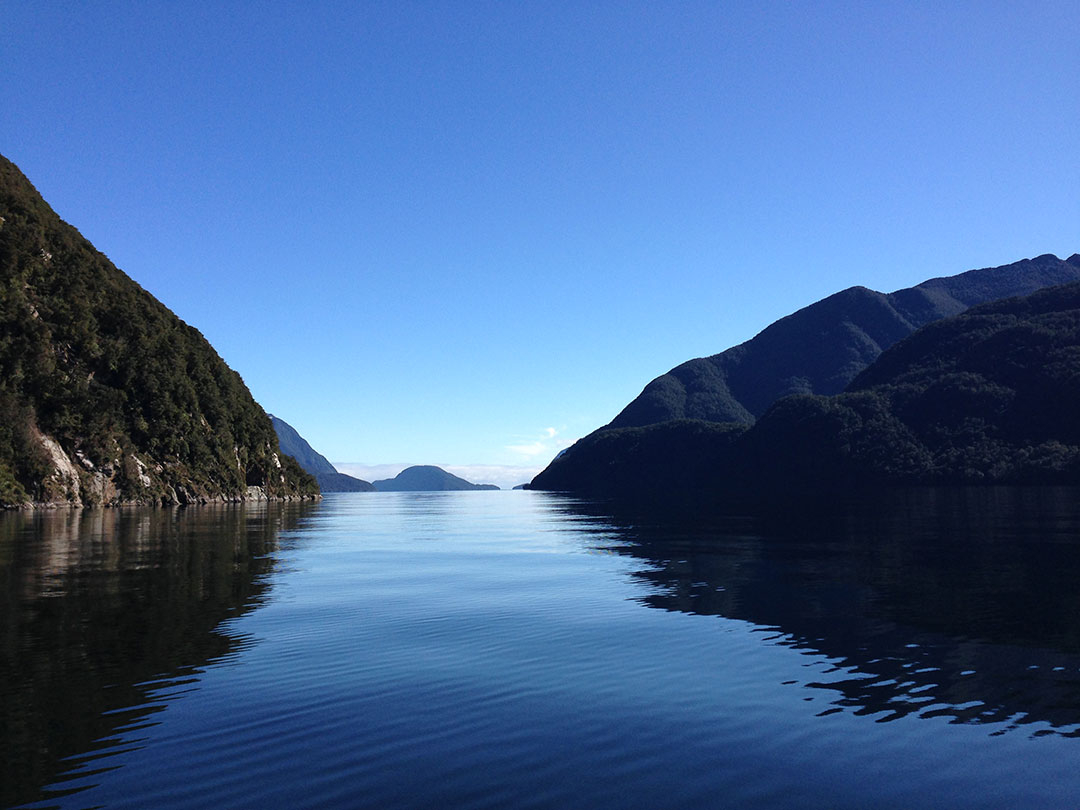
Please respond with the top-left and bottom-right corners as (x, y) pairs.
(3, 489), (1080, 809)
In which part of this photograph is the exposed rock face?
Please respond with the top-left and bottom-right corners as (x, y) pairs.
(15, 431), (313, 509)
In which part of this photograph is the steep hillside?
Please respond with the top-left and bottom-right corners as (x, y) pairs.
(270, 415), (375, 492)
(270, 415), (337, 475)
(532, 281), (1080, 497)
(0, 155), (319, 507)
(609, 254), (1080, 429)
(529, 420), (746, 496)
(373, 465), (500, 491)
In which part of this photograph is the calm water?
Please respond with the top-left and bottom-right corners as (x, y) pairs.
(2, 488), (1080, 809)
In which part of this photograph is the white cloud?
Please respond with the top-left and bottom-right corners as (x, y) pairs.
(442, 464), (542, 490)
(505, 426), (574, 462)
(332, 462), (409, 483)
(330, 427), (580, 492)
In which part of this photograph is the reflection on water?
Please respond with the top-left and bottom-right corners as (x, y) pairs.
(551, 486), (1080, 736)
(3, 489), (1080, 809)
(0, 502), (317, 809)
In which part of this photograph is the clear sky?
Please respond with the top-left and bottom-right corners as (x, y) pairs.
(3, 1), (1078, 488)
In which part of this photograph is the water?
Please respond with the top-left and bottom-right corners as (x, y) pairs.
(2, 488), (1080, 809)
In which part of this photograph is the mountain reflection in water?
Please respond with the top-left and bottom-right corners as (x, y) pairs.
(553, 486), (1080, 736)
(0, 502), (317, 809)
(3, 489), (1080, 810)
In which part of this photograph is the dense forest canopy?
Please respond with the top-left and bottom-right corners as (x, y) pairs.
(0, 155), (318, 506)
(532, 280), (1080, 498)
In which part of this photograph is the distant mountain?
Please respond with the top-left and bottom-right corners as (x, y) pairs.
(270, 415), (337, 475)
(270, 415), (375, 492)
(372, 465), (500, 491)
(609, 254), (1080, 429)
(532, 279), (1080, 497)
(0, 155), (318, 507)
(314, 471), (376, 492)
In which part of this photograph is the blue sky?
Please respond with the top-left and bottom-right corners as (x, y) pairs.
(3, 1), (1078, 488)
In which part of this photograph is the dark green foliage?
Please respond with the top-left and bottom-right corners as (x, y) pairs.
(609, 254), (1080, 429)
(533, 281), (1080, 497)
(529, 420), (747, 498)
(0, 155), (318, 506)
(736, 282), (1080, 488)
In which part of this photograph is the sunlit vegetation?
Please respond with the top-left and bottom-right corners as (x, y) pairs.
(0, 155), (318, 505)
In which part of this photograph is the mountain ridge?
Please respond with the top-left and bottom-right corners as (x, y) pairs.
(608, 254), (1080, 429)
(531, 279), (1080, 498)
(270, 415), (375, 492)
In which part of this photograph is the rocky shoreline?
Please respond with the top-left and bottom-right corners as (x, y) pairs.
(4, 488), (321, 511)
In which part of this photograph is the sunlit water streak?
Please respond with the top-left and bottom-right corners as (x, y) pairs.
(2, 489), (1080, 809)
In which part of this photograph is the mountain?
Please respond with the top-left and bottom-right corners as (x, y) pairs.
(609, 254), (1080, 429)
(531, 280), (1080, 498)
(270, 415), (337, 475)
(270, 415), (375, 492)
(372, 465), (500, 491)
(313, 471), (377, 492)
(0, 155), (319, 507)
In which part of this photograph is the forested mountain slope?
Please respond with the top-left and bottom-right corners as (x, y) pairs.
(532, 280), (1080, 498)
(0, 155), (318, 507)
(609, 254), (1080, 429)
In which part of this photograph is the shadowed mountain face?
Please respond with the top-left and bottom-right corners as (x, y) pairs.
(313, 471), (377, 492)
(270, 415), (337, 475)
(0, 155), (318, 506)
(532, 280), (1080, 496)
(270, 415), (375, 492)
(372, 465), (500, 491)
(609, 254), (1080, 429)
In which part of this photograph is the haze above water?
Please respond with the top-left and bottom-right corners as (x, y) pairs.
(3, 489), (1080, 809)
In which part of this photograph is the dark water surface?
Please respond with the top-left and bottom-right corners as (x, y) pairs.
(2, 488), (1080, 809)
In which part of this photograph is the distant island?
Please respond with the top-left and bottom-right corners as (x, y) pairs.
(270, 415), (375, 492)
(373, 466), (500, 491)
(532, 261), (1080, 499)
(0, 155), (318, 508)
